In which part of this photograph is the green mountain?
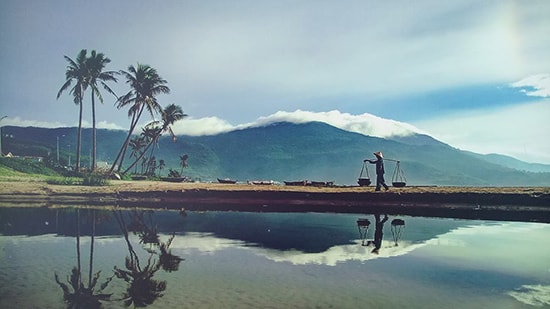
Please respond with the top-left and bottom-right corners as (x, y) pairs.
(2, 122), (550, 186)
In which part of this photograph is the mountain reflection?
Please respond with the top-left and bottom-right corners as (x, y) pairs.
(2, 207), (549, 308)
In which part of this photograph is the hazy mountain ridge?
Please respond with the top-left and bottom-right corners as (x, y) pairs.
(2, 123), (550, 186)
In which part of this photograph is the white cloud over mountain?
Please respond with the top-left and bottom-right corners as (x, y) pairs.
(171, 110), (425, 138)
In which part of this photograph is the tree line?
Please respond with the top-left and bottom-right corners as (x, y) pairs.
(56, 49), (187, 177)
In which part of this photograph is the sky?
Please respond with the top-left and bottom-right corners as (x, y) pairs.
(0, 0), (549, 163)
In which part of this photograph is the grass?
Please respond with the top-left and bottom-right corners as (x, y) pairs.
(46, 176), (82, 185)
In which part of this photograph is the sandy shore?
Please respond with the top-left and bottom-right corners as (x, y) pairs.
(0, 179), (549, 222)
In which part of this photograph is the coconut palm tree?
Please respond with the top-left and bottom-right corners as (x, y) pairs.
(57, 49), (88, 172)
(121, 104), (186, 175)
(86, 50), (118, 171)
(180, 154), (188, 175)
(157, 159), (165, 177)
(128, 136), (146, 175)
(109, 64), (169, 175)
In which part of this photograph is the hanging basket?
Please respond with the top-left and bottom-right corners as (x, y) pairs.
(391, 161), (407, 187)
(357, 161), (371, 187)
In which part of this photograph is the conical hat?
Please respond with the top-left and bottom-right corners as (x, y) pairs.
(373, 151), (383, 158)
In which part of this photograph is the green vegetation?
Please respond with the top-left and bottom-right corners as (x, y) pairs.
(55, 49), (186, 177)
(82, 173), (109, 186)
(46, 176), (82, 185)
(0, 157), (59, 176)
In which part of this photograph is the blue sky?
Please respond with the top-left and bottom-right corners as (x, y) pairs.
(0, 0), (549, 163)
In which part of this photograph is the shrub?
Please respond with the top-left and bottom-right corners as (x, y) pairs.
(46, 177), (82, 185)
(82, 173), (109, 186)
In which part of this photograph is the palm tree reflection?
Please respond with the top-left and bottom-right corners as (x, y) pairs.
(113, 209), (184, 307)
(54, 209), (113, 308)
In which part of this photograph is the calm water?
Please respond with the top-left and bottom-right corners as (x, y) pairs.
(0, 207), (549, 309)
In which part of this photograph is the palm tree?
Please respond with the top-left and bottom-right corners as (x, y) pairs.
(86, 50), (118, 171)
(108, 64), (169, 175)
(122, 104), (186, 175)
(57, 49), (88, 172)
(157, 160), (165, 177)
(179, 154), (189, 175)
(128, 136), (146, 175)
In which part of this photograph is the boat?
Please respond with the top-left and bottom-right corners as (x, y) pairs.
(217, 178), (237, 184)
(307, 181), (334, 187)
(248, 180), (274, 185)
(161, 176), (187, 183)
(284, 180), (308, 186)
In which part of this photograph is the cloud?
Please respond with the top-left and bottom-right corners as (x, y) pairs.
(413, 100), (550, 164)
(0, 117), (125, 131)
(170, 117), (236, 136)
(0, 117), (67, 129)
(171, 110), (425, 138)
(510, 74), (550, 97)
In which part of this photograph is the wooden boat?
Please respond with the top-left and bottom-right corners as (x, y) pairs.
(248, 180), (274, 185)
(217, 178), (237, 184)
(161, 176), (187, 183)
(284, 180), (308, 186)
(307, 181), (334, 187)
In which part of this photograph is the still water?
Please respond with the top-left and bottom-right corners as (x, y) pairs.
(0, 207), (549, 309)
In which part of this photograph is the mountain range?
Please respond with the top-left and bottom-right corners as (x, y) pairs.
(2, 122), (550, 186)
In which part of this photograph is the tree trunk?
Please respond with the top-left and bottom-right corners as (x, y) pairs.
(91, 92), (97, 172)
(76, 98), (83, 172)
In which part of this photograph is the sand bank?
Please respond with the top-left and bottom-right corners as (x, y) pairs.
(0, 180), (549, 222)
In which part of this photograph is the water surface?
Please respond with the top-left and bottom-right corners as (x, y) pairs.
(0, 207), (549, 308)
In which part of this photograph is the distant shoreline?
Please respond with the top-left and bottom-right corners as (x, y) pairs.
(1, 180), (549, 223)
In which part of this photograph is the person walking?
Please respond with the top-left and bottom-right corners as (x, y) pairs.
(365, 151), (389, 191)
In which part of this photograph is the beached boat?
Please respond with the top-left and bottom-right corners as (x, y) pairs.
(248, 180), (274, 185)
(307, 181), (334, 187)
(284, 180), (308, 186)
(217, 178), (237, 184)
(161, 176), (187, 183)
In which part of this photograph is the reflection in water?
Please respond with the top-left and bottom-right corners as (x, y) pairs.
(356, 218), (370, 246)
(51, 208), (185, 308)
(357, 214), (406, 253)
(369, 213), (388, 254)
(112, 210), (183, 307)
(1, 207), (549, 308)
(390, 218), (405, 246)
(54, 209), (114, 309)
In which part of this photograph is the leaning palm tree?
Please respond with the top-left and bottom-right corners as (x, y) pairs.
(121, 104), (186, 175)
(57, 49), (88, 172)
(108, 64), (169, 175)
(86, 50), (118, 171)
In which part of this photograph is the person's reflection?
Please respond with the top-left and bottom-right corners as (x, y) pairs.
(368, 214), (388, 254)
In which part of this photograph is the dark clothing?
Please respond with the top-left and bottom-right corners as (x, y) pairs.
(368, 157), (385, 175)
(373, 214), (388, 252)
(368, 157), (389, 191)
